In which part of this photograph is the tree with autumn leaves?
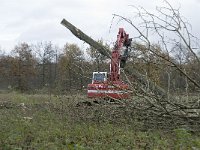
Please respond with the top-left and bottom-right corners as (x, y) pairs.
(1, 43), (37, 91)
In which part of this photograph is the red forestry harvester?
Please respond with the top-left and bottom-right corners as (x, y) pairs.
(87, 28), (132, 99)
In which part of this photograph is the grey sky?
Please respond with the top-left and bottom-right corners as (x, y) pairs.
(0, 0), (200, 52)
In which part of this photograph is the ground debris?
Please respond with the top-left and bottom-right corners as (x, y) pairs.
(76, 101), (92, 107)
(1, 96), (200, 131)
(67, 98), (200, 131)
(0, 101), (15, 109)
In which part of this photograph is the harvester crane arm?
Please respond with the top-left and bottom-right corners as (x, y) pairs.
(109, 28), (132, 82)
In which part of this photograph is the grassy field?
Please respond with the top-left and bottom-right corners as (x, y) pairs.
(0, 92), (200, 149)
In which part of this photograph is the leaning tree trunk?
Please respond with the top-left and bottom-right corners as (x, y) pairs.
(61, 19), (111, 59)
(61, 18), (169, 99)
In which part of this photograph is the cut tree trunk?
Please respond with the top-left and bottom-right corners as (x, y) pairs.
(61, 19), (111, 59)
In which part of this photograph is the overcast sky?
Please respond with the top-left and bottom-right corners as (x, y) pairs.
(0, 0), (200, 52)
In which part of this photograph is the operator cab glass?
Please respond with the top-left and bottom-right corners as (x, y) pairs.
(92, 72), (107, 83)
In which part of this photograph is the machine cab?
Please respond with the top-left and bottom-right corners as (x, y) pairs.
(92, 72), (107, 84)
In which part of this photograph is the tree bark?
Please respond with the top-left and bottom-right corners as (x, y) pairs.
(61, 19), (111, 59)
(61, 18), (168, 98)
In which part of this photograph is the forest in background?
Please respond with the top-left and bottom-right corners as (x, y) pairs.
(0, 40), (199, 95)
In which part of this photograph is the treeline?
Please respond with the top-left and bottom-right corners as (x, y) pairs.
(0, 42), (108, 93)
(0, 41), (199, 94)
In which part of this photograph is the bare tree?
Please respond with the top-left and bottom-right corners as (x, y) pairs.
(112, 0), (200, 90)
(34, 41), (57, 87)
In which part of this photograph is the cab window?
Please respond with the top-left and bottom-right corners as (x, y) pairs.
(93, 73), (105, 82)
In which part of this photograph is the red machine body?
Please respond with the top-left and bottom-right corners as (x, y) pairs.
(88, 28), (131, 99)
